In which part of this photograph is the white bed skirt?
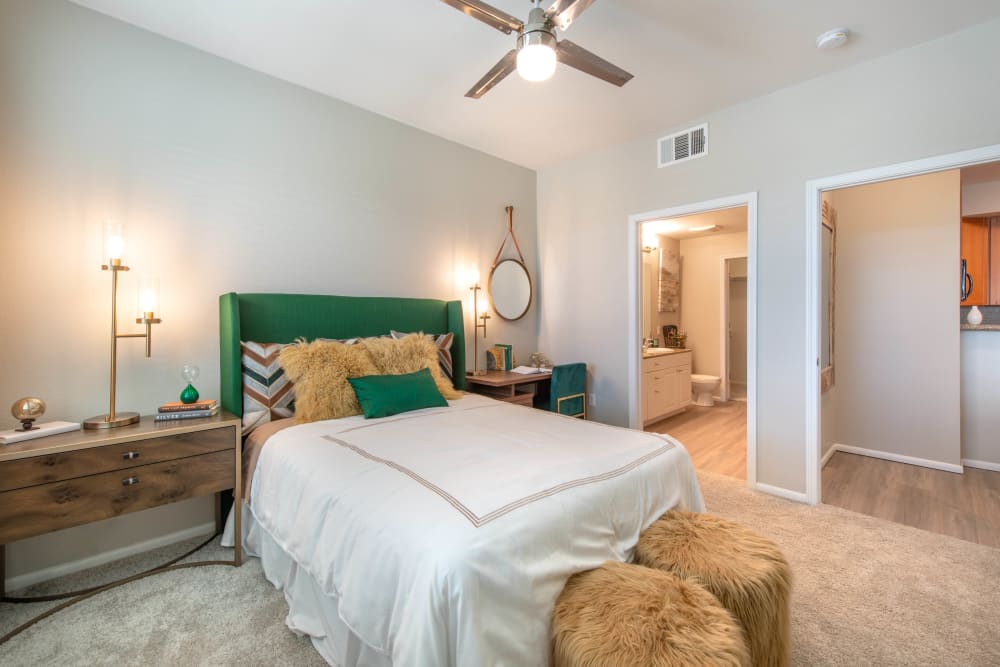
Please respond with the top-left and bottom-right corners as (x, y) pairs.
(224, 505), (390, 667)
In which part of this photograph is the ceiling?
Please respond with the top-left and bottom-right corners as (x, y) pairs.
(644, 206), (747, 240)
(70, 0), (1000, 170)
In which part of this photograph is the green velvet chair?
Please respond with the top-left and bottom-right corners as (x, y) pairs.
(548, 363), (587, 419)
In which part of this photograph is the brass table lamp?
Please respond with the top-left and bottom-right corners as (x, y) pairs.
(84, 222), (161, 430)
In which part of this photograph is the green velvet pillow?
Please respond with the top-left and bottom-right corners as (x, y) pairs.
(347, 368), (448, 419)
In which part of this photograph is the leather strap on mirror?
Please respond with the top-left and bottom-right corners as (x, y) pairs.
(492, 205), (526, 268)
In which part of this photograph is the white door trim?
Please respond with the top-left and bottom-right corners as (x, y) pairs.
(720, 254), (747, 402)
(628, 192), (758, 489)
(804, 142), (1000, 504)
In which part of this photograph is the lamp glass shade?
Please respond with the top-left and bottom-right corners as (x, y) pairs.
(103, 220), (126, 264)
(516, 44), (557, 82)
(137, 277), (159, 317)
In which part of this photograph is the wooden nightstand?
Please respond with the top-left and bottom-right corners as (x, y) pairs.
(465, 370), (552, 407)
(0, 411), (242, 596)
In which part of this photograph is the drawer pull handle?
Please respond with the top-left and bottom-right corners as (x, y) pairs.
(122, 476), (140, 486)
(122, 451), (140, 460)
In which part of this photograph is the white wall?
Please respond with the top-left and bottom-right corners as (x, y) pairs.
(537, 17), (1000, 494)
(678, 232), (748, 378)
(963, 179), (1000, 216)
(0, 0), (537, 585)
(827, 172), (961, 467)
(961, 331), (1000, 466)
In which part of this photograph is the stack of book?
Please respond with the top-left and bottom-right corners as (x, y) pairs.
(154, 399), (219, 422)
(486, 344), (513, 371)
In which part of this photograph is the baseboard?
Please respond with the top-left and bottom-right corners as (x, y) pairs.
(753, 482), (811, 504)
(832, 444), (963, 474)
(962, 458), (1000, 472)
(5, 521), (217, 592)
(820, 446), (838, 469)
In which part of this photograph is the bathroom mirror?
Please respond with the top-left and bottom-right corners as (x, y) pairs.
(489, 258), (532, 321)
(820, 201), (836, 391)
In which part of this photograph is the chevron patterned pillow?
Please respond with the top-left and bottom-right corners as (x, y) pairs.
(240, 341), (296, 434)
(390, 330), (455, 382)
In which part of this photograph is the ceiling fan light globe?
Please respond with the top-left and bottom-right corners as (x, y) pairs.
(516, 43), (556, 82)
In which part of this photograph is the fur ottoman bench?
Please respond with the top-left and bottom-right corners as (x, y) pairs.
(552, 560), (749, 667)
(636, 511), (792, 667)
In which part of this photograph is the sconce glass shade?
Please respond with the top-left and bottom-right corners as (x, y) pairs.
(641, 227), (659, 252)
(103, 220), (126, 265)
(137, 276), (159, 318)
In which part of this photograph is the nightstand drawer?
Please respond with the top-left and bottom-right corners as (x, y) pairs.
(0, 426), (236, 492)
(0, 449), (234, 543)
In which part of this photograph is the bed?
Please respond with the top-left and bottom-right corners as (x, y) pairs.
(218, 292), (704, 666)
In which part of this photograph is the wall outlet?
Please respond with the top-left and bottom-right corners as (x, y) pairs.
(588, 393), (597, 408)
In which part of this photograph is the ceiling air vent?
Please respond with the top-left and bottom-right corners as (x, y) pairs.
(657, 123), (708, 168)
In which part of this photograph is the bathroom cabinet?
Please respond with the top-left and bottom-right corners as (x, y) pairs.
(642, 351), (692, 425)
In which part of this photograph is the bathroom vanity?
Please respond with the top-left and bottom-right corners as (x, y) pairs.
(642, 348), (692, 425)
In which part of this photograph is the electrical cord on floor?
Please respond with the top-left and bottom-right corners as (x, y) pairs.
(0, 532), (235, 646)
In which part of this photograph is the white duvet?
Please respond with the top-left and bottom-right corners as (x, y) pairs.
(239, 394), (703, 666)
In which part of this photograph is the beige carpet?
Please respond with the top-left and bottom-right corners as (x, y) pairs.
(2, 472), (998, 666)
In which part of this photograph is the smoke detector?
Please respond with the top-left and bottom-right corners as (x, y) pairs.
(816, 28), (849, 50)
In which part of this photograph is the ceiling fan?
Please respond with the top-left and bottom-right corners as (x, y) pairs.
(440, 0), (634, 98)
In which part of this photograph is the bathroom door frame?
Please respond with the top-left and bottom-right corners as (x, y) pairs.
(804, 142), (1000, 504)
(720, 254), (748, 402)
(627, 192), (758, 489)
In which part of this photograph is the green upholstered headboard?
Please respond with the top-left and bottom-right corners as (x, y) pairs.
(219, 293), (467, 417)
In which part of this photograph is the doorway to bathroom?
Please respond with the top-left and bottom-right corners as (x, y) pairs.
(628, 193), (757, 485)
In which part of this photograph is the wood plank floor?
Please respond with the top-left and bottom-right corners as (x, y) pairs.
(823, 452), (1000, 549)
(646, 401), (747, 480)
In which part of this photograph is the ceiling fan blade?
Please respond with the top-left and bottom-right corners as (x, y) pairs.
(465, 49), (518, 99)
(440, 0), (523, 34)
(556, 39), (633, 87)
(544, 0), (597, 30)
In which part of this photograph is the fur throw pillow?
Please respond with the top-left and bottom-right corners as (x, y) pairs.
(362, 334), (462, 400)
(278, 339), (380, 423)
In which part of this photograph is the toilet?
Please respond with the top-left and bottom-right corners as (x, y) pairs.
(691, 374), (721, 407)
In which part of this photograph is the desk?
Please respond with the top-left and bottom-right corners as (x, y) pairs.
(464, 370), (552, 407)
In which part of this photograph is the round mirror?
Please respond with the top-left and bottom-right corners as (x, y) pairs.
(489, 259), (532, 321)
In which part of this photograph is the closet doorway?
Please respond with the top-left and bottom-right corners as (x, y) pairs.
(721, 255), (748, 402)
(805, 143), (1000, 543)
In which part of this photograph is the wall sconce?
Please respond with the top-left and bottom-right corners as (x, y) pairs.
(641, 227), (659, 253)
(469, 283), (491, 376)
(84, 221), (161, 429)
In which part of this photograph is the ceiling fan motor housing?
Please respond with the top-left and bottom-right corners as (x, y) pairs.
(517, 6), (556, 52)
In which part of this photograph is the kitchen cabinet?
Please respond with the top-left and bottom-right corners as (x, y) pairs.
(961, 217), (989, 305)
(642, 351), (692, 425)
(992, 219), (1000, 305)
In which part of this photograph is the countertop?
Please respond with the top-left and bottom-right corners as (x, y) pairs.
(642, 347), (692, 359)
(961, 324), (1000, 331)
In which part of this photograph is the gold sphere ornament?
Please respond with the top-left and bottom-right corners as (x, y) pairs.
(11, 397), (46, 432)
